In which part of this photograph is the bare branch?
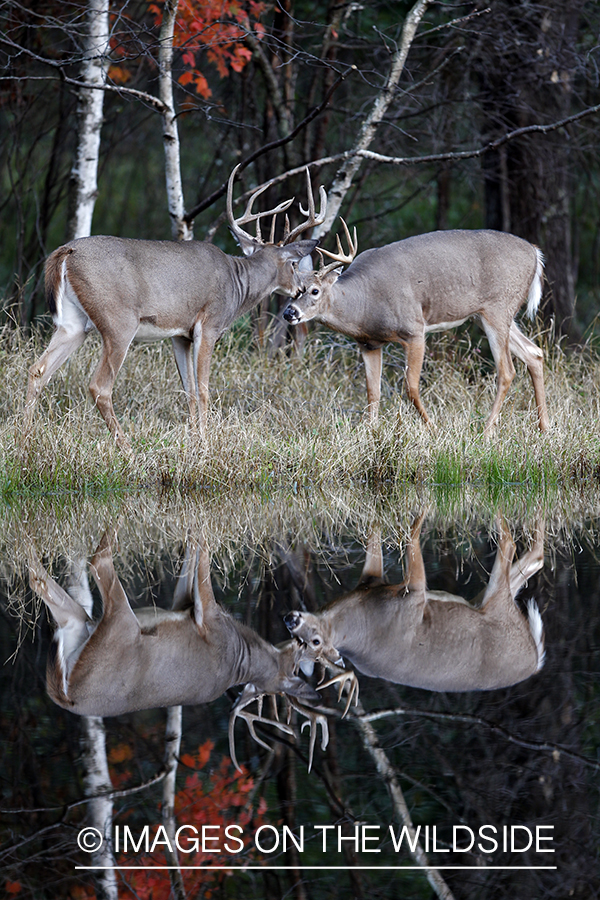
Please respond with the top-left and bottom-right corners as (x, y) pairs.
(351, 699), (456, 900)
(358, 706), (600, 771)
(185, 70), (348, 225)
(312, 0), (435, 240)
(0, 34), (168, 112)
(202, 101), (600, 241)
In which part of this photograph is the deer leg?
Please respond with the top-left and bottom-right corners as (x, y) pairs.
(403, 510), (427, 592)
(25, 324), (88, 426)
(191, 546), (218, 629)
(171, 336), (196, 422)
(509, 322), (549, 432)
(403, 336), (431, 424)
(477, 517), (516, 611)
(89, 532), (140, 637)
(88, 334), (135, 451)
(480, 321), (515, 436)
(360, 345), (382, 423)
(509, 518), (545, 598)
(192, 322), (215, 437)
(28, 548), (92, 631)
(359, 528), (384, 584)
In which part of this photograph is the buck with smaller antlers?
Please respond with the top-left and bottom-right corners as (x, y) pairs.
(28, 532), (326, 770)
(25, 168), (325, 450)
(284, 226), (549, 435)
(285, 513), (545, 693)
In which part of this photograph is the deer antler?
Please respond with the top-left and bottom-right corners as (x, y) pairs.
(229, 684), (333, 774)
(317, 664), (360, 718)
(316, 218), (358, 276)
(228, 685), (296, 772)
(227, 165), (295, 247)
(282, 168), (327, 245)
(285, 696), (330, 773)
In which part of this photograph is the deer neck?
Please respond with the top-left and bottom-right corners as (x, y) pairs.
(321, 276), (373, 341)
(228, 622), (281, 690)
(230, 250), (281, 318)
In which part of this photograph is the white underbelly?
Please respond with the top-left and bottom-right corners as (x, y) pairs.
(134, 323), (189, 342)
(424, 317), (469, 334)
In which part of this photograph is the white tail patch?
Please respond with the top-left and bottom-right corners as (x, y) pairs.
(52, 257), (69, 325)
(526, 598), (545, 671)
(526, 248), (544, 319)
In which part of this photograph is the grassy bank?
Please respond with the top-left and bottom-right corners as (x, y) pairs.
(1, 322), (600, 498)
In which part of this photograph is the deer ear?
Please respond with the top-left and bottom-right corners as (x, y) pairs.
(299, 657), (315, 677)
(281, 239), (318, 260)
(230, 229), (261, 257)
(283, 676), (320, 704)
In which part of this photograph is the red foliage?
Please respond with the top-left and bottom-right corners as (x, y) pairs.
(146, 0), (268, 98)
(119, 741), (268, 899)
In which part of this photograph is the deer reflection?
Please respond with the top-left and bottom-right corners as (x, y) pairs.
(28, 530), (322, 766)
(285, 513), (545, 692)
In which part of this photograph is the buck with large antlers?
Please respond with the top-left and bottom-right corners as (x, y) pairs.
(28, 532), (325, 769)
(284, 225), (549, 435)
(286, 513), (545, 693)
(25, 167), (325, 450)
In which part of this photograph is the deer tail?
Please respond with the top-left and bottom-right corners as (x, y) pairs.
(45, 246), (73, 321)
(526, 247), (545, 319)
(526, 598), (545, 672)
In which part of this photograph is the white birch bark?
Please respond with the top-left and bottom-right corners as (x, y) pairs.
(313, 0), (433, 241)
(66, 561), (118, 900)
(158, 0), (193, 241)
(80, 715), (118, 900)
(162, 705), (186, 899)
(67, 0), (110, 241)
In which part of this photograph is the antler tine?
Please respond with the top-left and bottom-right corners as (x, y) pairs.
(317, 218), (358, 276)
(283, 168), (327, 245)
(227, 164), (295, 246)
(301, 708), (330, 774)
(228, 688), (295, 773)
(317, 667), (360, 718)
(284, 696), (330, 773)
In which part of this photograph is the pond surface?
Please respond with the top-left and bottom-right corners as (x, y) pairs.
(1, 501), (599, 899)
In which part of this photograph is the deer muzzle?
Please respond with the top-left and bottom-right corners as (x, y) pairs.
(283, 303), (302, 324)
(284, 610), (303, 632)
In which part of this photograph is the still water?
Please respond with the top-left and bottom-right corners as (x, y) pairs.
(1, 499), (599, 899)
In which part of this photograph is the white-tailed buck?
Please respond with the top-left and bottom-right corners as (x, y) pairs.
(25, 168), (325, 450)
(284, 227), (549, 435)
(28, 531), (326, 769)
(286, 513), (545, 693)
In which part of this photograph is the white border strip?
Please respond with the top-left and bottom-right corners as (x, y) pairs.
(76, 865), (557, 871)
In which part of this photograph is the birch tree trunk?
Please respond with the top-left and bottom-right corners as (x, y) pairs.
(158, 0), (193, 241)
(67, 0), (110, 241)
(313, 0), (433, 241)
(162, 705), (186, 899)
(66, 562), (118, 900)
(155, 5), (188, 865)
(80, 716), (118, 900)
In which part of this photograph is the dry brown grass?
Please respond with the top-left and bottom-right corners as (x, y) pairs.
(1, 321), (600, 500)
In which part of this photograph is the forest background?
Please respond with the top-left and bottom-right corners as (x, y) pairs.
(1, 0), (600, 494)
(3, 0), (600, 337)
(2, 5), (600, 900)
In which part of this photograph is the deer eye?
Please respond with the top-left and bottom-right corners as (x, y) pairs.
(311, 288), (319, 296)
(311, 637), (321, 647)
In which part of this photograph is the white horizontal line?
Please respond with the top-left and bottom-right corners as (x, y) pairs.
(75, 865), (558, 871)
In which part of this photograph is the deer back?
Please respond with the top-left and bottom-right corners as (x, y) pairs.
(32, 543), (316, 718)
(301, 584), (543, 692)
(286, 519), (545, 693)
